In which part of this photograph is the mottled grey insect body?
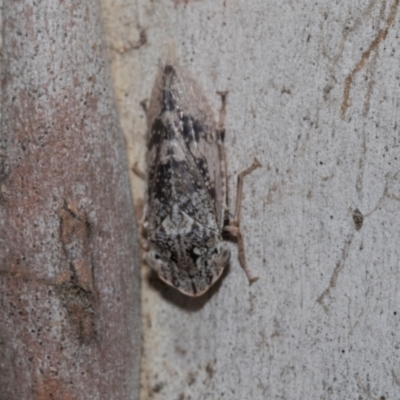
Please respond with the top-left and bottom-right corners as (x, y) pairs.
(144, 54), (260, 297)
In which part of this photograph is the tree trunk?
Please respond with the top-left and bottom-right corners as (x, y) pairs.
(102, 0), (400, 398)
(0, 1), (141, 399)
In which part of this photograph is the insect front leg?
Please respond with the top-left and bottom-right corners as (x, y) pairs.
(140, 218), (150, 254)
(133, 199), (149, 254)
(131, 158), (148, 251)
(224, 158), (262, 284)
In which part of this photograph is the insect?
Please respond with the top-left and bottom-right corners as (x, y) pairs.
(143, 50), (261, 297)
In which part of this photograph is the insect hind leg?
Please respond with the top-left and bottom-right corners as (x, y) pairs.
(217, 90), (228, 136)
(224, 157), (262, 284)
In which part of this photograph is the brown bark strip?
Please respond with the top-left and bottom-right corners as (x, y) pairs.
(0, 1), (141, 399)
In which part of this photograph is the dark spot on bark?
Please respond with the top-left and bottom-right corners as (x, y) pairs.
(352, 208), (364, 230)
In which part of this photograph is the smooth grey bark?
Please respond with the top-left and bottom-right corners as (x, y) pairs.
(0, 1), (141, 399)
(103, 0), (400, 399)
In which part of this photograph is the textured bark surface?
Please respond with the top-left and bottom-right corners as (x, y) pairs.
(102, 0), (400, 399)
(0, 1), (141, 399)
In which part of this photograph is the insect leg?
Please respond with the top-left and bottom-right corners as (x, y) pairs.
(217, 91), (230, 221)
(140, 98), (149, 116)
(132, 163), (146, 180)
(224, 157), (262, 284)
(217, 91), (228, 135)
(131, 162), (148, 251)
(132, 98), (149, 180)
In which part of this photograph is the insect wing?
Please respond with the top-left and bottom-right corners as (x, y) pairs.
(146, 63), (226, 230)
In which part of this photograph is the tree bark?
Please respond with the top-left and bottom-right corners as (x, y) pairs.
(103, 0), (400, 399)
(0, 1), (141, 399)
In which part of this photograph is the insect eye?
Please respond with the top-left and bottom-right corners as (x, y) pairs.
(154, 253), (161, 260)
